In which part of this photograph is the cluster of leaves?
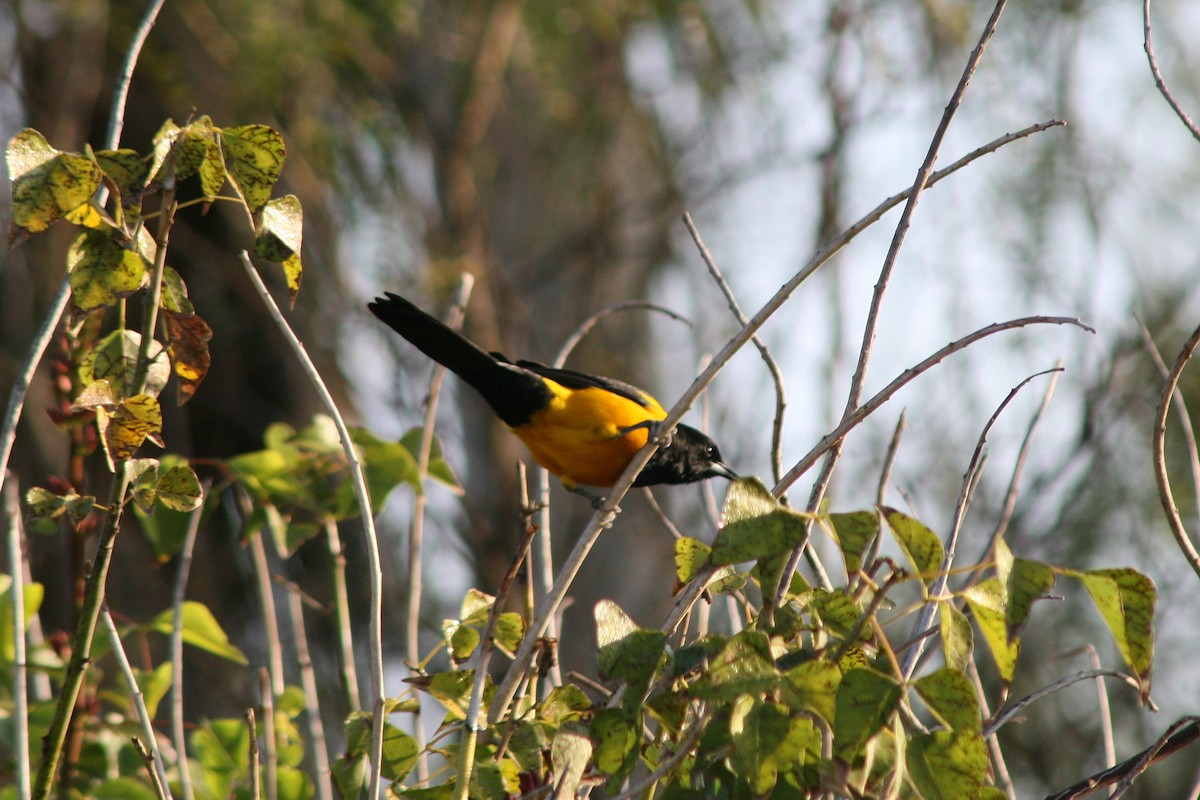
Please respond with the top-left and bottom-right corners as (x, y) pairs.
(9, 118), (303, 506)
(3, 119), (315, 799)
(365, 479), (1155, 799)
(227, 416), (461, 555)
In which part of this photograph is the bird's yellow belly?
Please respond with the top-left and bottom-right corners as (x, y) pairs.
(511, 385), (664, 488)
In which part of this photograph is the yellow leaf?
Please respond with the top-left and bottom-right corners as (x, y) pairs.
(222, 124), (285, 213)
(103, 394), (163, 462)
(67, 229), (149, 311)
(7, 129), (102, 239)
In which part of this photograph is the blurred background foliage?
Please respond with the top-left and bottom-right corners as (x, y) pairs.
(3, 0), (1200, 795)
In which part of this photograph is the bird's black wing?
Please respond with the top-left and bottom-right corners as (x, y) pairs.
(512, 359), (661, 413)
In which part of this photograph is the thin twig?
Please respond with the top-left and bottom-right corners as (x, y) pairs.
(985, 670), (1144, 736)
(902, 368), (1062, 679)
(248, 529), (285, 697)
(102, 608), (173, 796)
(457, 464), (540, 800)
(4, 474), (30, 800)
(1143, 0), (1200, 142)
(876, 411), (906, 507)
(132, 737), (171, 800)
(859, 411), (907, 586)
(259, 669), (278, 800)
(1137, 314), (1200, 534)
(773, 0), (1013, 612)
(986, 363), (1061, 552)
(170, 491), (206, 800)
(1151, 321), (1200, 580)
(285, 585), (333, 800)
(247, 709), (262, 800)
(642, 488), (685, 540)
(238, 251), (387, 798)
(1045, 717), (1200, 800)
(408, 275), (473, 782)
(683, 211), (787, 488)
(324, 520), (360, 709)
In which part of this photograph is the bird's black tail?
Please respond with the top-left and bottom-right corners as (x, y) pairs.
(368, 293), (550, 427)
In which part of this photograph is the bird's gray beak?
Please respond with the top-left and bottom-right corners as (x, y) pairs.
(710, 462), (739, 481)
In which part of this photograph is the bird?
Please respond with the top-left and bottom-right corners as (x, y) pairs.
(368, 292), (737, 503)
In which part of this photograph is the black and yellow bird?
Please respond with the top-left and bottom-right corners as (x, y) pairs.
(368, 292), (737, 501)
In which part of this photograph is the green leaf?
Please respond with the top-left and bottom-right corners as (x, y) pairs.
(67, 228), (148, 311)
(590, 708), (639, 782)
(674, 537), (711, 584)
(960, 578), (1019, 684)
(277, 685), (307, 717)
(255, 193), (303, 260)
(78, 329), (169, 400)
(380, 723), (420, 782)
(275, 766), (315, 800)
(549, 724), (593, 798)
(133, 662), (174, 719)
(91, 776), (159, 800)
(191, 718), (249, 799)
(939, 603), (974, 673)
(331, 753), (367, 800)
(539, 685), (593, 725)
(148, 601), (249, 664)
(914, 667), (980, 732)
(7, 128), (102, 239)
(883, 507), (944, 585)
(133, 501), (195, 561)
(255, 194), (304, 306)
(1007, 558), (1056, 639)
(411, 669), (476, 719)
(594, 599), (665, 685)
(341, 426), (420, 515)
(93, 148), (150, 212)
(691, 630), (780, 700)
(907, 730), (989, 800)
(713, 478), (810, 565)
(0, 577), (45, 665)
(159, 266), (194, 313)
(827, 510), (879, 577)
(833, 668), (901, 760)
(781, 659), (841, 724)
(730, 700), (820, 797)
(25, 486), (68, 521)
(400, 427), (464, 493)
(222, 124), (286, 213)
(494, 612), (525, 655)
(197, 134), (227, 200)
(445, 620), (481, 663)
(155, 464), (204, 511)
(806, 588), (864, 639)
(1075, 568), (1156, 691)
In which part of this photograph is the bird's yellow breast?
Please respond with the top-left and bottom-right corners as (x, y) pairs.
(511, 379), (666, 488)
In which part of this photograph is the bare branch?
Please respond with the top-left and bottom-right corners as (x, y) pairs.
(1143, 0), (1200, 142)
(1151, 320), (1200, 580)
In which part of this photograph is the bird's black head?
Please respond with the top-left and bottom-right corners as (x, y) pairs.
(633, 423), (738, 487)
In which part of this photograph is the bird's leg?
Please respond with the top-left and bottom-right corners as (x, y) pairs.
(617, 419), (673, 446)
(565, 484), (609, 510)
